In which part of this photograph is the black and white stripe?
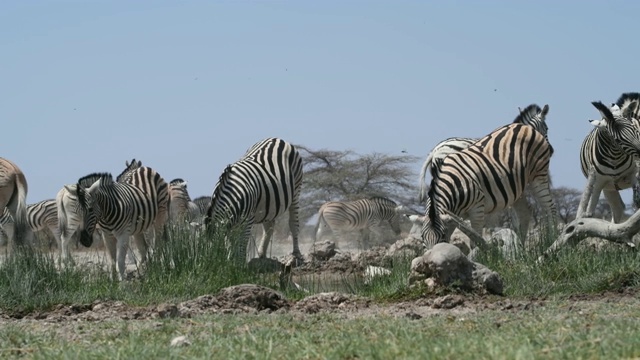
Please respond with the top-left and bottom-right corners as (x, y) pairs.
(418, 104), (550, 236)
(76, 164), (169, 281)
(422, 119), (557, 247)
(580, 94), (640, 222)
(313, 196), (402, 247)
(205, 137), (303, 262)
(168, 178), (200, 224)
(1, 199), (59, 247)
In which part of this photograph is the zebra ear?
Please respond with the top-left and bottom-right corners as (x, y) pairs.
(589, 119), (607, 128)
(64, 184), (77, 195)
(592, 101), (616, 125)
(541, 104), (549, 117)
(622, 100), (638, 119)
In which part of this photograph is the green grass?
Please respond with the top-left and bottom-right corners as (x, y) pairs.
(0, 299), (639, 359)
(0, 226), (640, 359)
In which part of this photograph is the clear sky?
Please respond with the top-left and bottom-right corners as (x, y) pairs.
(2, 1), (640, 207)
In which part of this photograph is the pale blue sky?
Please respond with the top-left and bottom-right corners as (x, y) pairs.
(2, 1), (640, 206)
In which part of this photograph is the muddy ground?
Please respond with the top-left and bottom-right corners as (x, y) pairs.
(0, 234), (637, 330)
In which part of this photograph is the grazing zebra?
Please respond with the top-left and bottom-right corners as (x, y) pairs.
(57, 183), (98, 264)
(205, 137), (303, 263)
(422, 120), (557, 247)
(75, 166), (169, 281)
(313, 197), (403, 248)
(0, 200), (61, 248)
(0, 157), (30, 247)
(418, 104), (550, 236)
(580, 94), (640, 223)
(168, 178), (200, 224)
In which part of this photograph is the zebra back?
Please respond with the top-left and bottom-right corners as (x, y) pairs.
(207, 138), (303, 226)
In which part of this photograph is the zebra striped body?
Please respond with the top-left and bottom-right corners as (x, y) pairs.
(313, 197), (402, 248)
(0, 157), (30, 247)
(0, 199), (59, 247)
(422, 122), (557, 247)
(418, 104), (550, 236)
(205, 138), (303, 262)
(76, 166), (169, 281)
(580, 94), (640, 223)
(168, 178), (200, 224)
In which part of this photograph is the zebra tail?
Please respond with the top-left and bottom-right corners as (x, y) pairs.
(56, 192), (68, 239)
(13, 172), (29, 242)
(418, 151), (435, 203)
(424, 158), (445, 243)
(312, 207), (327, 244)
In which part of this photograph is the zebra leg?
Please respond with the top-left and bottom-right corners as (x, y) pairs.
(131, 232), (148, 266)
(584, 180), (605, 218)
(288, 201), (302, 258)
(603, 189), (626, 223)
(115, 234), (131, 281)
(257, 220), (275, 258)
(101, 232), (119, 279)
(467, 207), (485, 249)
(529, 177), (558, 233)
(512, 196), (531, 241)
(359, 227), (371, 250)
(59, 231), (75, 266)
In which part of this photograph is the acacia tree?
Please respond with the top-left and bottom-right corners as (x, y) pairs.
(295, 145), (422, 223)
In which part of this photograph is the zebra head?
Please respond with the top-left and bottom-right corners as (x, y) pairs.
(116, 159), (143, 183)
(514, 104), (550, 137)
(205, 165), (245, 233)
(75, 172), (112, 247)
(591, 100), (640, 158)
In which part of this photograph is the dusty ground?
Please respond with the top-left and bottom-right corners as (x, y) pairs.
(0, 233), (637, 331)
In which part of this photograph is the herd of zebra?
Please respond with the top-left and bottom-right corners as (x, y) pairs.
(1, 92), (640, 280)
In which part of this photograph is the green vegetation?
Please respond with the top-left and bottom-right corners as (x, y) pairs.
(0, 226), (639, 359)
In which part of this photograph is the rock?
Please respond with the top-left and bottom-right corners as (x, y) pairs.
(170, 335), (191, 347)
(432, 295), (464, 309)
(156, 303), (180, 319)
(386, 237), (424, 260)
(218, 284), (290, 312)
(489, 228), (521, 259)
(409, 243), (504, 295)
(247, 257), (285, 273)
(309, 240), (337, 260)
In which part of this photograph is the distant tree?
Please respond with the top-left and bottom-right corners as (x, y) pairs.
(295, 145), (422, 223)
(551, 186), (582, 224)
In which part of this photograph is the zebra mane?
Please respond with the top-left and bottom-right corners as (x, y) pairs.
(513, 104), (542, 124)
(615, 93), (640, 108)
(170, 178), (187, 187)
(193, 195), (211, 203)
(76, 172), (112, 209)
(77, 172), (112, 189)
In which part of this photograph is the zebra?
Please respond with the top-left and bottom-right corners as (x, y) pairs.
(75, 165), (169, 281)
(56, 183), (101, 264)
(313, 196), (403, 248)
(0, 157), (30, 247)
(580, 94), (640, 222)
(205, 137), (303, 263)
(422, 120), (557, 247)
(418, 104), (550, 236)
(115, 159), (171, 247)
(0, 200), (61, 249)
(168, 178), (200, 224)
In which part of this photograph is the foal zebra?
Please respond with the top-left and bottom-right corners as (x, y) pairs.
(580, 94), (640, 223)
(168, 178), (200, 224)
(205, 137), (303, 263)
(313, 197), (403, 248)
(422, 120), (557, 247)
(418, 104), (550, 236)
(75, 165), (169, 281)
(0, 199), (60, 247)
(0, 157), (30, 247)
